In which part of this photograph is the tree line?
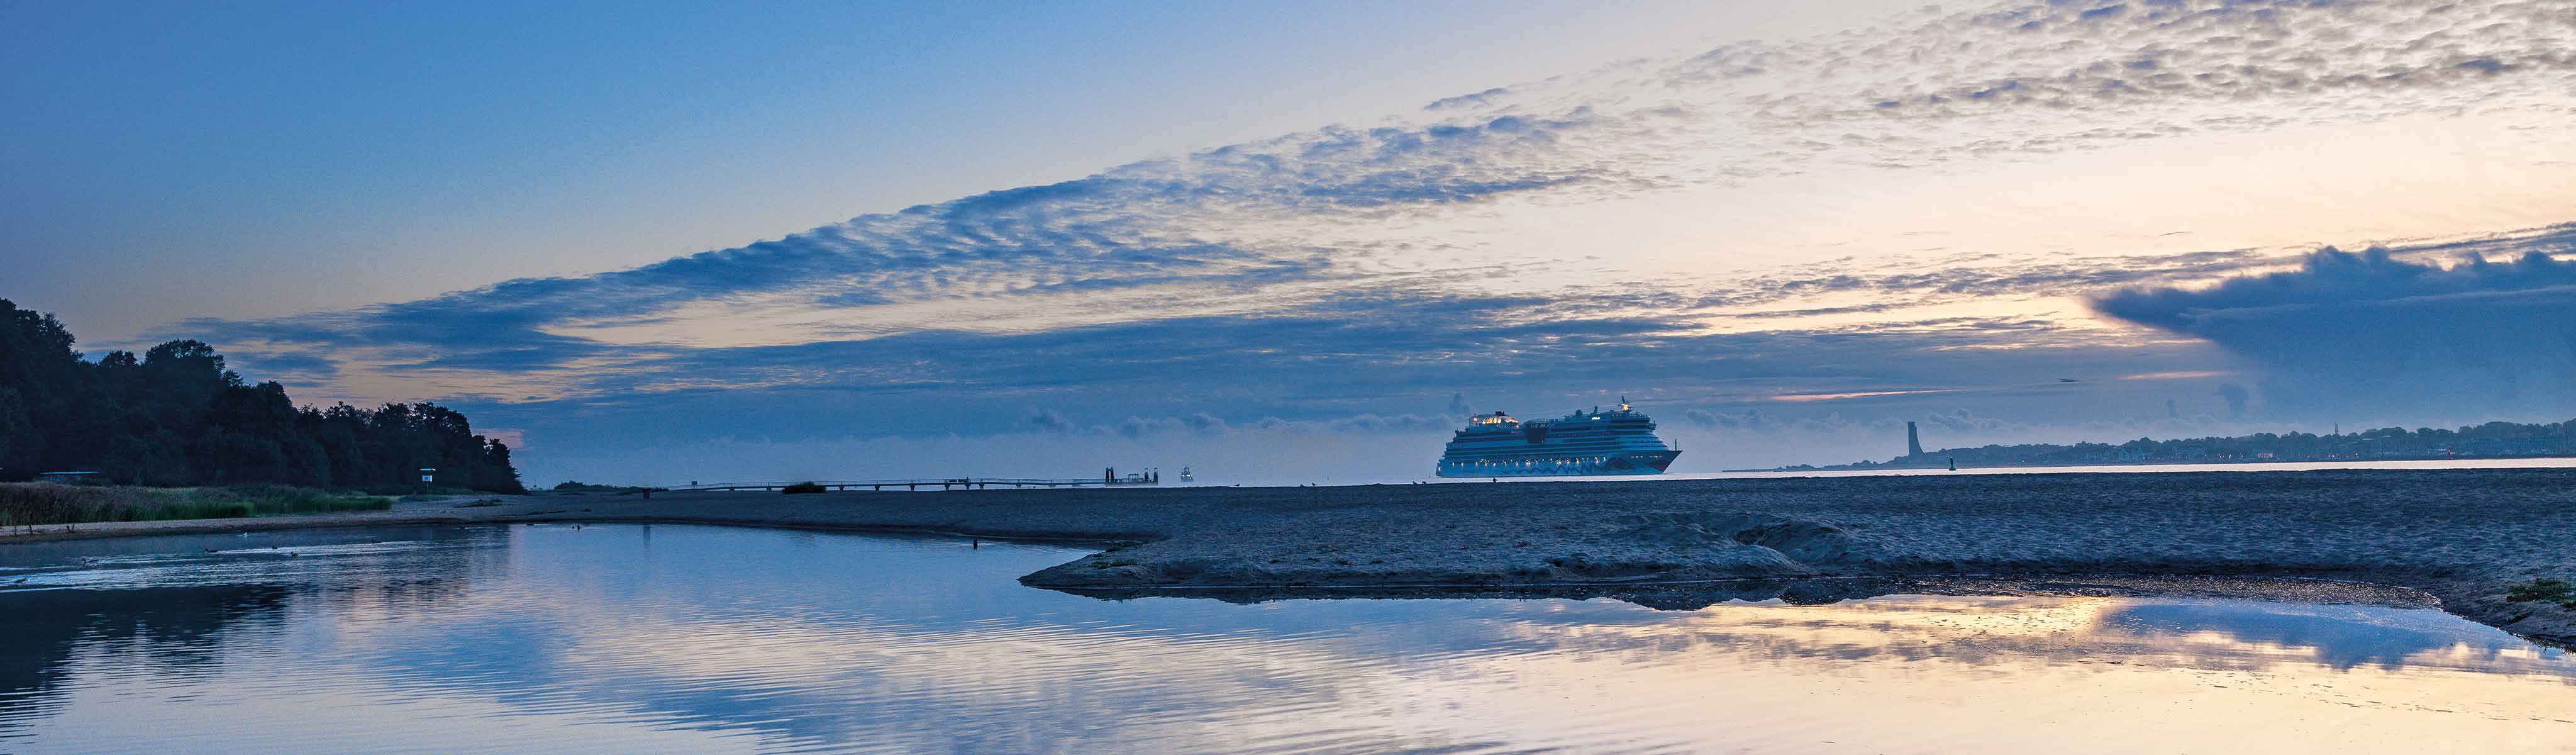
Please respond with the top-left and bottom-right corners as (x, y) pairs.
(1816, 419), (2576, 469)
(0, 299), (523, 492)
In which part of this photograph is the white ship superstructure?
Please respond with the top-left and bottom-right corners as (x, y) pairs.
(1436, 398), (1680, 477)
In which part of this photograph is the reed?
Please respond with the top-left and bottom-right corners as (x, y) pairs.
(0, 483), (393, 528)
(2506, 578), (2576, 609)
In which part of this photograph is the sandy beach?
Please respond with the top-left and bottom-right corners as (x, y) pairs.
(6, 468), (2572, 645)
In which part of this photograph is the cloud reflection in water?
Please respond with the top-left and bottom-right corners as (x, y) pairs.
(0, 525), (2568, 754)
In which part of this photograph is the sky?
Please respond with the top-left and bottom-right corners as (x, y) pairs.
(6, 0), (2574, 486)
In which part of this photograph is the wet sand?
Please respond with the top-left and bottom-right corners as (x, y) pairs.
(6, 469), (2572, 644)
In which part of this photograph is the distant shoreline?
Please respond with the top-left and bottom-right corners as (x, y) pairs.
(5, 468), (2572, 648)
(1724, 454), (2576, 474)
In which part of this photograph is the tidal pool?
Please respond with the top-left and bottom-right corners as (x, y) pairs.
(0, 524), (2568, 754)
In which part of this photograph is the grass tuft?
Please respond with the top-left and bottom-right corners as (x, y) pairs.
(2504, 577), (2576, 609)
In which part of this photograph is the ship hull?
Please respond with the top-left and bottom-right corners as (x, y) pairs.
(1435, 450), (1679, 478)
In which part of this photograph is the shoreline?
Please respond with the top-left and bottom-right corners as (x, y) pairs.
(0, 513), (1140, 548)
(1728, 455), (2576, 474)
(6, 468), (2572, 646)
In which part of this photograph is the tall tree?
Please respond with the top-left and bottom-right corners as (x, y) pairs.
(0, 299), (524, 492)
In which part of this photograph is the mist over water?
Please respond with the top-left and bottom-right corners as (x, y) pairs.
(0, 525), (2568, 754)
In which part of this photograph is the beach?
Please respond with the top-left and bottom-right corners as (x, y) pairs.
(7, 468), (2571, 644)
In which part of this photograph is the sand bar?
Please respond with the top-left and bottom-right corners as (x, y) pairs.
(6, 469), (2571, 644)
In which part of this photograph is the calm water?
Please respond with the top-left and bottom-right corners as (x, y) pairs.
(1194, 456), (2576, 487)
(1418, 457), (2576, 485)
(1, 525), (2569, 754)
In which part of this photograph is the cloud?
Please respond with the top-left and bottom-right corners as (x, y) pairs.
(2095, 237), (2576, 330)
(1425, 87), (1512, 111)
(187, 0), (2576, 380)
(173, 110), (1644, 372)
(1685, 407), (1816, 432)
(2094, 231), (2576, 419)
(125, 0), (2576, 482)
(1020, 406), (1075, 433)
(2214, 384), (2251, 420)
(1015, 408), (1453, 442)
(1636, 0), (2576, 175)
(1320, 413), (1452, 433)
(1678, 405), (2018, 438)
(526, 296), (2168, 423)
(218, 348), (340, 381)
(1919, 407), (2021, 435)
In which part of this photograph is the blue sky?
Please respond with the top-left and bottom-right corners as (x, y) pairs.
(6, 1), (2574, 484)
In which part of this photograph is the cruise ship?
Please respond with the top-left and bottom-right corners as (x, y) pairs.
(1435, 398), (1680, 477)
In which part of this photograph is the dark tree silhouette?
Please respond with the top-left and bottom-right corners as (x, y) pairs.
(0, 299), (523, 492)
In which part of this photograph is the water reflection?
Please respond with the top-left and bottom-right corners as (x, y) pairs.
(1, 525), (2568, 754)
(0, 584), (287, 737)
(2094, 601), (2558, 671)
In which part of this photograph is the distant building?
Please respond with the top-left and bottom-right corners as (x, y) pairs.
(1906, 422), (1924, 457)
(37, 471), (103, 484)
(1102, 466), (1159, 486)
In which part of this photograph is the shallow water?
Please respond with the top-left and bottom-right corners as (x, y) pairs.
(1200, 456), (2576, 488)
(0, 525), (2568, 754)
